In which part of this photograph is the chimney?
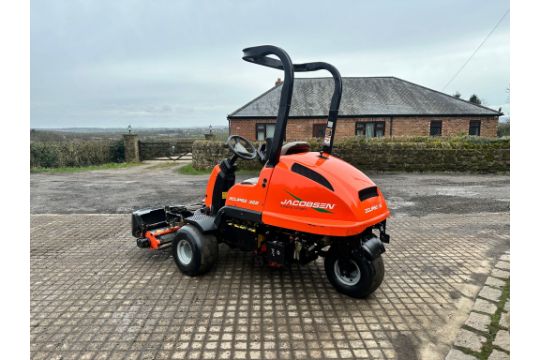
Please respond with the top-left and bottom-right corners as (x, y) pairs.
(275, 78), (283, 86)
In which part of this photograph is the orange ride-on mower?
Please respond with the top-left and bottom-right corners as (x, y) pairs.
(131, 45), (390, 298)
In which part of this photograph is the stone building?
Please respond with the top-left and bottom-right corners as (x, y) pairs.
(227, 77), (501, 141)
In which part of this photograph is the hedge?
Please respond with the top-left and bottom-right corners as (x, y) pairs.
(192, 136), (510, 173)
(30, 140), (125, 168)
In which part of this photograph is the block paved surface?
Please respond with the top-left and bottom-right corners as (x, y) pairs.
(31, 167), (509, 359)
(445, 252), (510, 360)
(31, 212), (508, 360)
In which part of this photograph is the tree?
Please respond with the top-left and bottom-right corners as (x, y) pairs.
(453, 92), (461, 99)
(469, 94), (482, 105)
(497, 118), (510, 137)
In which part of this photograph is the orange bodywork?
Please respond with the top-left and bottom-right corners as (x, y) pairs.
(144, 226), (180, 249)
(204, 165), (221, 208)
(223, 166), (274, 213)
(206, 151), (390, 237)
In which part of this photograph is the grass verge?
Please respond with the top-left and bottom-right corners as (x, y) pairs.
(177, 163), (213, 175)
(177, 163), (259, 176)
(478, 280), (510, 359)
(454, 278), (510, 359)
(30, 162), (143, 174)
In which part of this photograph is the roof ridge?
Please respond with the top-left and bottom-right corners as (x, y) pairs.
(294, 76), (397, 79)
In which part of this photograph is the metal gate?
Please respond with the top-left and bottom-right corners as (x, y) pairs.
(138, 139), (195, 160)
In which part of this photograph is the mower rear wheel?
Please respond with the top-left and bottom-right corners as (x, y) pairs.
(172, 224), (218, 276)
(324, 251), (384, 298)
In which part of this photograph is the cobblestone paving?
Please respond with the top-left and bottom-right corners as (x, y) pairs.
(445, 252), (510, 360)
(31, 212), (509, 360)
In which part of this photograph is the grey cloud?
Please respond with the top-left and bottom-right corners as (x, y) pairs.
(31, 0), (509, 128)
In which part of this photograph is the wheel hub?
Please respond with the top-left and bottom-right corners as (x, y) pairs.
(334, 259), (361, 286)
(177, 239), (193, 265)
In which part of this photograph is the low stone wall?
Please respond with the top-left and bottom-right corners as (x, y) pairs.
(333, 137), (510, 172)
(192, 140), (263, 170)
(192, 137), (509, 173)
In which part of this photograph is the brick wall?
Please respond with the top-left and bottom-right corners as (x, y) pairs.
(229, 116), (499, 141)
(391, 116), (498, 137)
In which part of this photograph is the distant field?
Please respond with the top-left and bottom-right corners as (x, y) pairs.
(30, 126), (229, 142)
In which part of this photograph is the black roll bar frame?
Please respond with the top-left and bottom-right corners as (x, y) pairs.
(242, 45), (342, 166)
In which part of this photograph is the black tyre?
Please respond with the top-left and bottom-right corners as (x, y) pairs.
(324, 250), (385, 298)
(172, 224), (218, 276)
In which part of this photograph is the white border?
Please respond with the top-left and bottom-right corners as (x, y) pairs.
(511, 1), (540, 358)
(3, 0), (535, 358)
(0, 0), (30, 358)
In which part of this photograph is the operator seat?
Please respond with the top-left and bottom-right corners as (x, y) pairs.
(280, 141), (310, 155)
(241, 177), (259, 185)
(239, 142), (311, 185)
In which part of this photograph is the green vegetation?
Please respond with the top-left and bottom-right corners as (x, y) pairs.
(31, 162), (142, 174)
(497, 122), (510, 137)
(30, 127), (230, 169)
(177, 163), (258, 176)
(31, 140), (125, 168)
(454, 279), (510, 360)
(177, 163), (213, 175)
(478, 280), (510, 359)
(469, 94), (482, 105)
(329, 135), (510, 148)
(193, 137), (510, 173)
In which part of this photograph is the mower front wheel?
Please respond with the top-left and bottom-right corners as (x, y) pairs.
(324, 251), (384, 298)
(172, 224), (218, 276)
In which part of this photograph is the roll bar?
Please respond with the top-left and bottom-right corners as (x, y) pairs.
(242, 45), (342, 166)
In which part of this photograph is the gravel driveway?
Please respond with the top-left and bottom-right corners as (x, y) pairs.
(30, 161), (509, 217)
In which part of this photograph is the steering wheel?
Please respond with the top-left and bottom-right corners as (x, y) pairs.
(226, 135), (257, 160)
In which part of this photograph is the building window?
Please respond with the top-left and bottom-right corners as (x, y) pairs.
(313, 123), (326, 138)
(256, 123), (276, 141)
(430, 120), (442, 136)
(355, 122), (385, 138)
(469, 120), (481, 136)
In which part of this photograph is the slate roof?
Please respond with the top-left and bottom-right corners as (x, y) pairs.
(228, 77), (501, 118)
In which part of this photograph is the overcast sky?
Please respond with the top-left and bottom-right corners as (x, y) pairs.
(31, 0), (510, 129)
